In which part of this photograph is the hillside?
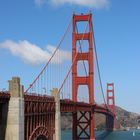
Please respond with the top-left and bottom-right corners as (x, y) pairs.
(115, 106), (140, 129)
(61, 106), (140, 130)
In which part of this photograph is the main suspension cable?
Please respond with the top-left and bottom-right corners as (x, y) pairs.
(92, 22), (108, 108)
(25, 17), (72, 93)
(58, 15), (91, 96)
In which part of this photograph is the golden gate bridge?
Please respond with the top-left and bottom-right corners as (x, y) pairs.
(0, 13), (116, 140)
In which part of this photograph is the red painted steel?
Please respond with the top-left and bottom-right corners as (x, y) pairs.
(72, 13), (95, 140)
(25, 18), (72, 94)
(0, 13), (117, 139)
(28, 126), (49, 140)
(24, 95), (55, 140)
(0, 91), (116, 139)
(0, 92), (10, 103)
(107, 83), (116, 129)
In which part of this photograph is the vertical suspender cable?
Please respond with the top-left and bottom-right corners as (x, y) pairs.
(92, 23), (108, 109)
(25, 17), (72, 93)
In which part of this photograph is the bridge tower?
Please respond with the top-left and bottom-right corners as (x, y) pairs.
(106, 83), (116, 129)
(72, 13), (95, 140)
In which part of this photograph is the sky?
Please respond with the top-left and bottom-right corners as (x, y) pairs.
(0, 0), (140, 114)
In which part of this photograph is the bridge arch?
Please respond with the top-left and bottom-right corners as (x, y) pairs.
(29, 126), (50, 140)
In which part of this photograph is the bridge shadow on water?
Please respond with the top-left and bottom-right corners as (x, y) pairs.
(96, 131), (112, 140)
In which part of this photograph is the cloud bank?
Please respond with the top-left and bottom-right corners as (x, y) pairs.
(34, 0), (109, 9)
(0, 40), (71, 65)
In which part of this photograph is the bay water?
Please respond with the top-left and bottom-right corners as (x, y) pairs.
(62, 130), (140, 140)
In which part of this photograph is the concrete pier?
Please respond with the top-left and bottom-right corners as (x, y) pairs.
(5, 77), (24, 140)
(51, 88), (61, 140)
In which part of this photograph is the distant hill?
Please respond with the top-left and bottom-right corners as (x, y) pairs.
(61, 106), (140, 130)
(115, 106), (140, 129)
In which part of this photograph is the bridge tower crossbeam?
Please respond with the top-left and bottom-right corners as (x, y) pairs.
(72, 13), (95, 140)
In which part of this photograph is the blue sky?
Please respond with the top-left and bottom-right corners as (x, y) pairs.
(0, 0), (140, 114)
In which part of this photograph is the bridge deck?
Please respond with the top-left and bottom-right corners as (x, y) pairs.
(0, 92), (114, 116)
(0, 92), (10, 103)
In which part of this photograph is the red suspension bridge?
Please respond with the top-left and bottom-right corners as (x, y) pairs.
(0, 13), (116, 140)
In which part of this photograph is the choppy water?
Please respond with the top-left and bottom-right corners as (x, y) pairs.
(62, 130), (140, 140)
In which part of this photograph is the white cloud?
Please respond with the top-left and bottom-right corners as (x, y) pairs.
(51, 0), (109, 9)
(46, 44), (71, 64)
(0, 40), (71, 65)
(34, 0), (46, 7)
(34, 0), (109, 9)
(34, 0), (110, 9)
